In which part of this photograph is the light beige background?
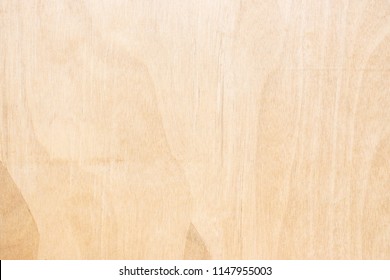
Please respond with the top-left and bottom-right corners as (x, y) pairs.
(0, 0), (389, 259)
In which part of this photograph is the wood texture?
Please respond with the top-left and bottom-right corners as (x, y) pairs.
(0, 0), (389, 259)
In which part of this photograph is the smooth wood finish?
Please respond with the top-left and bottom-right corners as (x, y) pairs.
(1, 0), (389, 259)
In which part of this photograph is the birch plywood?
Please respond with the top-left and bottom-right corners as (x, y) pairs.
(0, 0), (389, 260)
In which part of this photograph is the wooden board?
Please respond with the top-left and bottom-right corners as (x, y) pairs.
(1, 0), (389, 260)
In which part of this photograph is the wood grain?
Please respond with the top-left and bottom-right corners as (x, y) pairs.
(0, 0), (389, 259)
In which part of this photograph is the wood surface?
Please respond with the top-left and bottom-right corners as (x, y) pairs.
(0, 0), (389, 260)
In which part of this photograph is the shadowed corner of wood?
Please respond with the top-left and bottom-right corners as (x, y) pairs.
(0, 162), (39, 259)
(183, 223), (211, 260)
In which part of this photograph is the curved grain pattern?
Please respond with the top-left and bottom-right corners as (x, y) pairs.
(0, 162), (39, 259)
(0, 0), (389, 259)
(184, 223), (211, 260)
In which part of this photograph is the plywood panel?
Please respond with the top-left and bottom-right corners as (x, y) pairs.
(0, 0), (389, 259)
